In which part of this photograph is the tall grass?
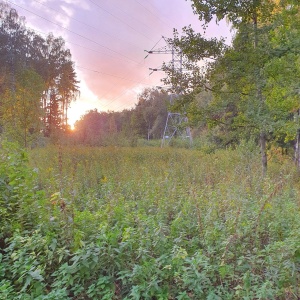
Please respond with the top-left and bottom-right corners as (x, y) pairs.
(1, 142), (299, 299)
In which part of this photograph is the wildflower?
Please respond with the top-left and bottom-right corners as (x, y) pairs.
(100, 175), (107, 183)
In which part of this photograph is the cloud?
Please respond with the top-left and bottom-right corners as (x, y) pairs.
(60, 5), (74, 18)
(61, 0), (89, 10)
(10, 0), (232, 124)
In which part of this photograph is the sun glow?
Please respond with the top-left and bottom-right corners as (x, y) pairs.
(67, 80), (101, 129)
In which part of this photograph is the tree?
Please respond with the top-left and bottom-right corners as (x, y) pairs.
(0, 1), (79, 139)
(263, 3), (300, 164)
(165, 0), (300, 174)
(41, 34), (79, 137)
(134, 88), (168, 140)
(73, 109), (105, 145)
(1, 68), (44, 147)
(72, 89), (169, 146)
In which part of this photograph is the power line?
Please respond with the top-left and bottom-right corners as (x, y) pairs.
(30, 0), (146, 52)
(87, 0), (156, 43)
(76, 65), (153, 86)
(133, 0), (174, 30)
(136, 0), (183, 30)
(144, 36), (163, 59)
(84, 74), (159, 110)
(34, 28), (149, 67)
(6, 5), (159, 112)
(97, 87), (142, 112)
(6, 0), (140, 64)
(68, 41), (144, 65)
(100, 90), (136, 111)
(93, 73), (162, 111)
(5, 0), (166, 117)
(145, 37), (193, 146)
(6, 1), (155, 112)
(109, 1), (155, 35)
(109, 80), (164, 112)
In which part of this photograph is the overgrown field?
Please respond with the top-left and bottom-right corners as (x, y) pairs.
(1, 141), (300, 299)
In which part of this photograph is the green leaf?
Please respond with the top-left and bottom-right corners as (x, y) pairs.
(29, 269), (44, 281)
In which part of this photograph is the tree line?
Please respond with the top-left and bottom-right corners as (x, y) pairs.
(2, 0), (300, 172)
(0, 1), (79, 147)
(75, 0), (300, 170)
(0, 2), (171, 148)
(72, 88), (169, 146)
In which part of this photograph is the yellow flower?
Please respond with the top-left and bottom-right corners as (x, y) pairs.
(100, 175), (107, 183)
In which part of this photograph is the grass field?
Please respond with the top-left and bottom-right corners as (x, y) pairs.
(1, 142), (300, 299)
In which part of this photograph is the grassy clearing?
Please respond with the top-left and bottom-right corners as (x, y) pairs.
(1, 142), (300, 299)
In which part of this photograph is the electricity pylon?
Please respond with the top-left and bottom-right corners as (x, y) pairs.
(145, 37), (192, 147)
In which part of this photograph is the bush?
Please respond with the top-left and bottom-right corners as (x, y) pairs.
(1, 142), (299, 298)
(0, 141), (47, 239)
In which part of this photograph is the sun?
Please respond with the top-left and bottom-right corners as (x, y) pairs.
(67, 110), (81, 129)
(67, 78), (104, 129)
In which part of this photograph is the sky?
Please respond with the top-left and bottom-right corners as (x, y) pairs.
(6, 0), (232, 127)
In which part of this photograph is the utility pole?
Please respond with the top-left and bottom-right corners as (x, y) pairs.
(145, 37), (192, 147)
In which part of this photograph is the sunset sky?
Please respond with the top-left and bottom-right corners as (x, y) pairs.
(7, 0), (232, 127)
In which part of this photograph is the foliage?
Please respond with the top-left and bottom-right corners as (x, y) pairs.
(0, 141), (48, 239)
(163, 0), (300, 173)
(1, 1), (300, 298)
(0, 1), (79, 139)
(134, 88), (168, 140)
(1, 68), (44, 147)
(72, 88), (168, 146)
(1, 142), (299, 299)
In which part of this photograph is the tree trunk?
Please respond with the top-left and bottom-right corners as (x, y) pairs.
(260, 132), (267, 176)
(254, 13), (267, 175)
(147, 124), (150, 141)
(295, 128), (300, 168)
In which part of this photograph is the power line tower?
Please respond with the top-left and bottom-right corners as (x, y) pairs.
(145, 37), (192, 147)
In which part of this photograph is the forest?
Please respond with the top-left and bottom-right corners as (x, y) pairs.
(0, 1), (170, 147)
(1, 0), (300, 299)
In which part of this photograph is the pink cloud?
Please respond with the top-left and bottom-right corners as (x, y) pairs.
(9, 0), (232, 124)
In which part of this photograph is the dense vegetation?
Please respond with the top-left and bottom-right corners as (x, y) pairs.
(163, 0), (300, 173)
(0, 141), (299, 299)
(0, 2), (79, 144)
(1, 0), (300, 299)
(72, 88), (168, 146)
(3, 1), (300, 158)
(0, 2), (170, 147)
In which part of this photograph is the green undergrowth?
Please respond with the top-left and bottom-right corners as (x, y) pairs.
(0, 141), (300, 299)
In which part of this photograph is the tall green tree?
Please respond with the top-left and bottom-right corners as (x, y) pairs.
(1, 68), (44, 147)
(134, 88), (168, 140)
(166, 0), (300, 173)
(0, 1), (79, 138)
(40, 34), (79, 137)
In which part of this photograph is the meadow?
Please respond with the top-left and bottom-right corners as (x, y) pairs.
(1, 141), (300, 299)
